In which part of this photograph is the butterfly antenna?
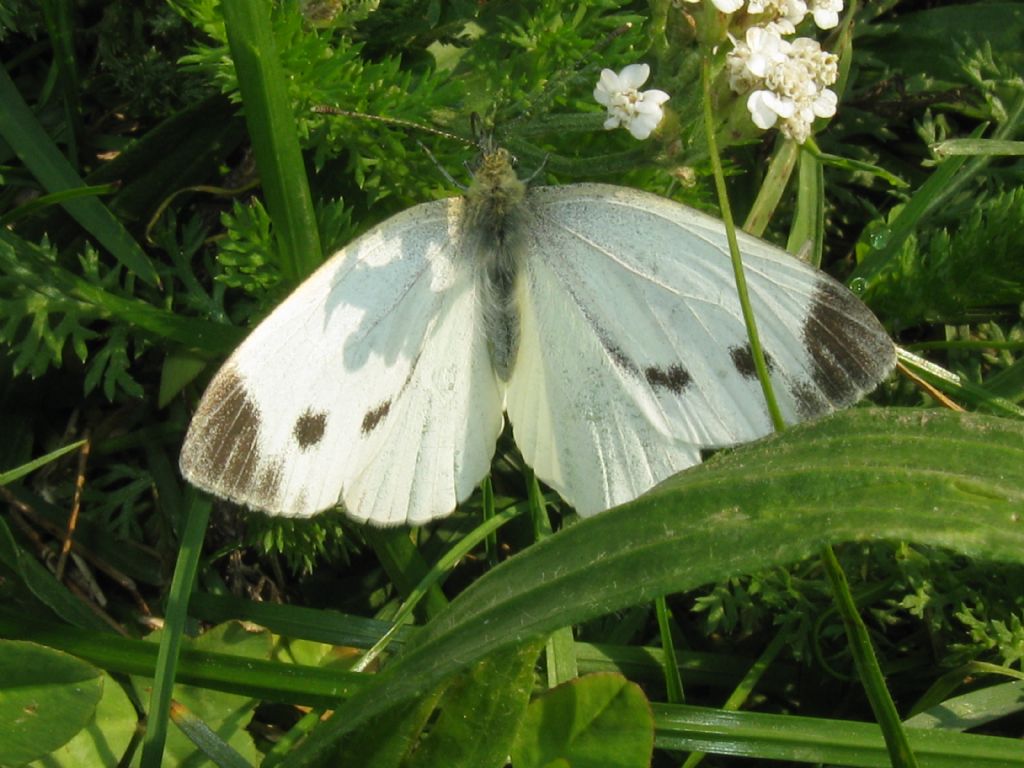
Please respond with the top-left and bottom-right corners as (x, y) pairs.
(312, 106), (473, 147)
(415, 138), (468, 191)
(315, 105), (477, 188)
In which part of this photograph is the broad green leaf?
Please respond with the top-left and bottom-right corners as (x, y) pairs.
(407, 640), (545, 768)
(335, 689), (447, 768)
(289, 408), (1024, 762)
(29, 672), (138, 768)
(512, 673), (654, 768)
(0, 640), (103, 765)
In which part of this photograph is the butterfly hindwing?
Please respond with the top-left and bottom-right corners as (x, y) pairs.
(180, 199), (503, 524)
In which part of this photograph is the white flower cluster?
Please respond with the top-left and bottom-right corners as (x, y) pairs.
(592, 0), (843, 143)
(700, 0), (843, 143)
(686, 0), (843, 31)
(726, 25), (838, 143)
(593, 63), (670, 141)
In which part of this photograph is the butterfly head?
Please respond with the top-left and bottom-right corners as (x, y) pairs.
(466, 145), (526, 219)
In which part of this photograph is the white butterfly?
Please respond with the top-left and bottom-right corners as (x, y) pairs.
(180, 145), (895, 526)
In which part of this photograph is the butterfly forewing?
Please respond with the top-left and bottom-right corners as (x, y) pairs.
(180, 199), (503, 524)
(503, 184), (895, 516)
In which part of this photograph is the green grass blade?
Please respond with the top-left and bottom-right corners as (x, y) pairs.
(897, 348), (1024, 418)
(221, 0), (322, 284)
(787, 145), (824, 266)
(932, 138), (1024, 158)
(0, 613), (364, 708)
(821, 544), (919, 767)
(0, 65), (159, 286)
(654, 596), (685, 704)
(355, 506), (520, 671)
(0, 516), (108, 632)
(0, 183), (120, 227)
(0, 439), (85, 485)
(681, 623), (791, 768)
(362, 526), (450, 622)
(742, 139), (798, 237)
(906, 678), (1024, 732)
(654, 703), (1024, 766)
(140, 493), (211, 768)
(169, 700), (252, 768)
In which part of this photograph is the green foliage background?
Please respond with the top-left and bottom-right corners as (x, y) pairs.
(1, 0), (1023, 766)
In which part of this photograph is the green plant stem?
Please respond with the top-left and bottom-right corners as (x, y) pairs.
(820, 545), (920, 768)
(262, 709), (326, 768)
(699, 54), (784, 432)
(681, 623), (792, 768)
(140, 494), (211, 768)
(655, 596), (685, 704)
(353, 505), (521, 672)
(699, 38), (919, 768)
(482, 476), (499, 567)
(529, 472), (578, 686)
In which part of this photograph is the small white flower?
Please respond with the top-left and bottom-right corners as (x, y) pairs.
(727, 28), (839, 144)
(809, 0), (843, 29)
(810, 87), (837, 117)
(743, 26), (788, 78)
(726, 27), (790, 94)
(682, 0), (745, 12)
(749, 0), (808, 30)
(747, 90), (794, 129)
(594, 63), (670, 140)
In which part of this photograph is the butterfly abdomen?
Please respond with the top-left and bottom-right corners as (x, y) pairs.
(463, 147), (530, 381)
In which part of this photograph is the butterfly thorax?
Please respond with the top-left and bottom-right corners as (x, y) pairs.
(462, 147), (528, 381)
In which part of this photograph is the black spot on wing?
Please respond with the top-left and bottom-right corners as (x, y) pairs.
(293, 409), (327, 449)
(362, 401), (391, 434)
(729, 343), (775, 379)
(645, 364), (692, 394)
(803, 279), (894, 406)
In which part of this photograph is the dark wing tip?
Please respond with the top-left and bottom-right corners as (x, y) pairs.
(801, 278), (896, 408)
